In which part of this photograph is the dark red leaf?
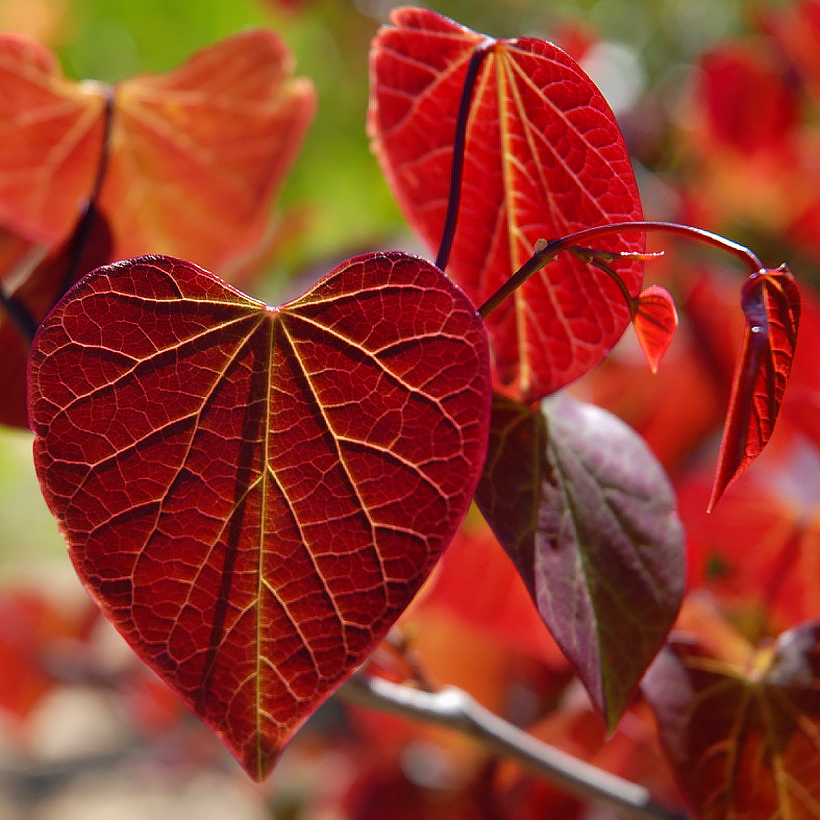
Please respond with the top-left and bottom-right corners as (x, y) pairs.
(633, 284), (678, 373)
(710, 265), (801, 510)
(28, 252), (491, 780)
(368, 7), (644, 403)
(475, 392), (684, 727)
(643, 618), (820, 820)
(0, 211), (112, 429)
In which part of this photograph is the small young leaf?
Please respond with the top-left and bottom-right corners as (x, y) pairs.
(643, 619), (820, 820)
(709, 265), (801, 510)
(28, 252), (491, 780)
(475, 392), (684, 728)
(633, 285), (678, 373)
(369, 8), (644, 403)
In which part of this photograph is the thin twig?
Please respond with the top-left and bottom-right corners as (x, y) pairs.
(338, 674), (689, 820)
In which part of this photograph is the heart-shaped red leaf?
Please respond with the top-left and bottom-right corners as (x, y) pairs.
(643, 618), (820, 820)
(633, 284), (678, 373)
(28, 252), (490, 780)
(369, 7), (644, 402)
(710, 265), (801, 510)
(475, 392), (684, 727)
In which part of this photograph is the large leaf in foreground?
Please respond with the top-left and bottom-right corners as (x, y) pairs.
(369, 7), (644, 402)
(643, 619), (820, 820)
(710, 265), (801, 510)
(475, 393), (684, 727)
(28, 252), (491, 780)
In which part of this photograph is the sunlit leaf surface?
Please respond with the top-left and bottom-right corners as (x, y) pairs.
(475, 392), (684, 726)
(29, 252), (491, 779)
(369, 7), (644, 402)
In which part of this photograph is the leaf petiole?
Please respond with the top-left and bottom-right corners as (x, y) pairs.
(435, 38), (496, 272)
(478, 221), (765, 319)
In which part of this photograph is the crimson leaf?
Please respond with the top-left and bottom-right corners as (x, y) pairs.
(28, 252), (491, 780)
(710, 265), (801, 510)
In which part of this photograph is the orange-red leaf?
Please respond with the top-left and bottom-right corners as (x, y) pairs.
(710, 266), (801, 510)
(101, 31), (315, 271)
(0, 33), (105, 243)
(475, 392), (684, 728)
(369, 7), (644, 402)
(28, 252), (491, 780)
(633, 284), (678, 373)
(643, 619), (820, 820)
(0, 30), (315, 272)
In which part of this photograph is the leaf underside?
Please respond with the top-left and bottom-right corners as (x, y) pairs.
(643, 621), (820, 820)
(28, 252), (491, 779)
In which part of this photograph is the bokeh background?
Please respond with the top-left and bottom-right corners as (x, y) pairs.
(1, 0), (817, 817)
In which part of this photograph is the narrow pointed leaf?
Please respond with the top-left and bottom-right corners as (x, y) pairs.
(369, 8), (644, 402)
(475, 392), (684, 727)
(633, 284), (678, 373)
(643, 621), (820, 820)
(710, 265), (801, 510)
(28, 252), (491, 780)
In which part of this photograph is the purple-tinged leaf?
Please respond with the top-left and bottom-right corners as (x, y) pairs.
(475, 392), (684, 727)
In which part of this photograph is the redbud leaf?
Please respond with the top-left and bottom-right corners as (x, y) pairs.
(643, 620), (820, 820)
(28, 252), (491, 780)
(369, 7), (644, 402)
(633, 284), (678, 373)
(475, 392), (684, 727)
(0, 30), (315, 272)
(709, 266), (801, 510)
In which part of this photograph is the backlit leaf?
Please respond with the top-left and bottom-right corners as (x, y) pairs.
(0, 33), (105, 243)
(709, 266), (801, 510)
(475, 392), (684, 727)
(643, 619), (820, 820)
(100, 30), (316, 271)
(369, 7), (644, 402)
(633, 284), (678, 373)
(28, 252), (491, 780)
(0, 30), (315, 271)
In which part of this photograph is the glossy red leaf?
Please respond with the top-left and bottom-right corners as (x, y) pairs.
(709, 266), (801, 510)
(633, 284), (678, 373)
(643, 619), (820, 820)
(369, 7), (644, 402)
(474, 392), (684, 728)
(0, 30), (315, 272)
(28, 252), (491, 780)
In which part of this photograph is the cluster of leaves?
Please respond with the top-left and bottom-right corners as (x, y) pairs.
(0, 3), (817, 818)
